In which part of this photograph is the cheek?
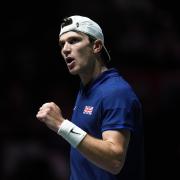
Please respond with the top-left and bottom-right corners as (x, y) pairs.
(77, 46), (92, 59)
(77, 52), (91, 66)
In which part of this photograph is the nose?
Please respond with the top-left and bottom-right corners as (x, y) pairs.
(62, 42), (71, 56)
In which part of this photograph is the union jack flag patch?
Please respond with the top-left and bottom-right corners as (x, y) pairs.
(83, 106), (94, 115)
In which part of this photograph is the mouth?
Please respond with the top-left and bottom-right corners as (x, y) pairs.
(66, 57), (74, 64)
(65, 57), (75, 69)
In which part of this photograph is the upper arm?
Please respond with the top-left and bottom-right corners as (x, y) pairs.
(102, 129), (131, 159)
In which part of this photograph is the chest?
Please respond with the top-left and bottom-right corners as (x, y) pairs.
(71, 93), (103, 137)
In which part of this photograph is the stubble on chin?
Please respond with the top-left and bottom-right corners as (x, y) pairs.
(68, 67), (79, 75)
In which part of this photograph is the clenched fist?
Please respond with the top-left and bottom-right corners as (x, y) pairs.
(36, 102), (65, 132)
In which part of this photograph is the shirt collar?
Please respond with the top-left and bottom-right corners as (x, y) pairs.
(80, 68), (119, 94)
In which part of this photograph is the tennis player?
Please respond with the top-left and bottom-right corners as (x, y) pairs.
(36, 15), (144, 180)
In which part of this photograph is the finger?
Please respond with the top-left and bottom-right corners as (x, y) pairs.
(42, 102), (55, 108)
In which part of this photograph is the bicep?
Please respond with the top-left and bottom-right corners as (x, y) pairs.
(102, 129), (131, 158)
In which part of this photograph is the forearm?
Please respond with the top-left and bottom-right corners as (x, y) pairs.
(77, 134), (125, 174)
(56, 119), (129, 174)
(36, 103), (127, 174)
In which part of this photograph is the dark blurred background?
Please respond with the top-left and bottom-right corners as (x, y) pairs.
(1, 0), (180, 180)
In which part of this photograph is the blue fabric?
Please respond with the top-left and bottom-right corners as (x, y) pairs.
(70, 68), (143, 180)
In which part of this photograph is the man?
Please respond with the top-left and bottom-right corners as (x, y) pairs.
(36, 15), (144, 180)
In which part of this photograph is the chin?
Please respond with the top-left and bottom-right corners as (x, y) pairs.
(69, 68), (79, 75)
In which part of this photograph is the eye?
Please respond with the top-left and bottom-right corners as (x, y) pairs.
(59, 41), (65, 48)
(69, 37), (80, 44)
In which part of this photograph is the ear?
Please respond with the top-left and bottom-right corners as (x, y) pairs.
(93, 39), (103, 54)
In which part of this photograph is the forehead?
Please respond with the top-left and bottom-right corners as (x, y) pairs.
(59, 31), (88, 42)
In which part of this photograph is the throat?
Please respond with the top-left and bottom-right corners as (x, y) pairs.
(80, 66), (108, 86)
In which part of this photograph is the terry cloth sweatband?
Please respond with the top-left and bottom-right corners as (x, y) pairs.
(57, 119), (87, 148)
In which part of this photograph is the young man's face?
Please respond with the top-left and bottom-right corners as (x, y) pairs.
(59, 31), (96, 75)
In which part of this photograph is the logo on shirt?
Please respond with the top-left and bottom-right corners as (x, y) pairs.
(83, 106), (94, 115)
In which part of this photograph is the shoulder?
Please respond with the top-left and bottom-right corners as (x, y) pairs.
(100, 75), (136, 99)
(98, 75), (141, 110)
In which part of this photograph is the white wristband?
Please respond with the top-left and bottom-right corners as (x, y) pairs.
(57, 120), (87, 148)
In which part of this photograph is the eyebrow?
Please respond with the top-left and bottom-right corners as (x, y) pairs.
(60, 34), (82, 42)
(59, 35), (83, 46)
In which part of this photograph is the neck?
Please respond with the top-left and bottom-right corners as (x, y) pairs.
(80, 65), (107, 86)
